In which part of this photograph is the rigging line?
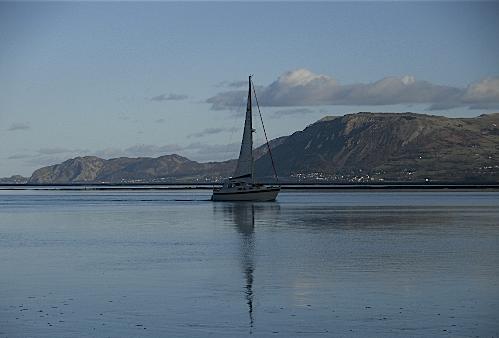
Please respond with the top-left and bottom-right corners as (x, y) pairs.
(251, 78), (279, 183)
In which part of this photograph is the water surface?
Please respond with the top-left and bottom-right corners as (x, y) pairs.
(1, 190), (498, 337)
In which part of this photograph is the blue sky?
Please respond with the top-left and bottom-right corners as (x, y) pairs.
(1, 2), (498, 177)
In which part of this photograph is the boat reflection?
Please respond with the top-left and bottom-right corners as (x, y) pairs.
(216, 202), (280, 334)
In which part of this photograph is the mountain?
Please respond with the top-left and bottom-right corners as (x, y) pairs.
(26, 112), (499, 184)
(28, 154), (235, 184)
(0, 175), (29, 184)
(255, 112), (499, 182)
(28, 137), (288, 184)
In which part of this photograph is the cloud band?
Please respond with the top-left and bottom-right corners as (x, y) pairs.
(207, 69), (499, 111)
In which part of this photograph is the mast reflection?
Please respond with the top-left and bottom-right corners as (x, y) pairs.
(232, 203), (256, 332)
(216, 202), (280, 334)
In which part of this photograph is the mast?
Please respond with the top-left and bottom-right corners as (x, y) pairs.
(248, 76), (254, 183)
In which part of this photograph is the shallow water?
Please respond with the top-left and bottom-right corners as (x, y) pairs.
(1, 190), (498, 337)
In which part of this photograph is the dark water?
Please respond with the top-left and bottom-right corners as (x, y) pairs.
(1, 190), (498, 337)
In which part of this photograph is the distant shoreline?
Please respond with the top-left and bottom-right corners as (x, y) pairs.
(1, 183), (498, 191)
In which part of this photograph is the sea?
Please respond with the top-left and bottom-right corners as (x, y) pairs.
(0, 189), (498, 337)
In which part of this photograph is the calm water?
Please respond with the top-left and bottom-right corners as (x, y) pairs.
(1, 190), (498, 337)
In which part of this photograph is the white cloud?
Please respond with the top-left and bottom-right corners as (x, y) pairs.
(150, 93), (188, 101)
(38, 147), (75, 155)
(270, 108), (316, 118)
(280, 68), (336, 87)
(206, 89), (247, 111)
(7, 122), (30, 131)
(401, 75), (416, 85)
(207, 69), (499, 111)
(188, 127), (238, 138)
(226, 80), (247, 88)
(7, 154), (31, 160)
(215, 80), (247, 88)
(461, 77), (499, 109)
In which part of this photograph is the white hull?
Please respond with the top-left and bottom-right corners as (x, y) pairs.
(212, 187), (280, 201)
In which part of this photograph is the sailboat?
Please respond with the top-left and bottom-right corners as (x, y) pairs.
(211, 76), (280, 201)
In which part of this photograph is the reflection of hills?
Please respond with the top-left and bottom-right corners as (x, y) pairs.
(279, 205), (456, 231)
(263, 204), (467, 276)
(215, 202), (280, 333)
